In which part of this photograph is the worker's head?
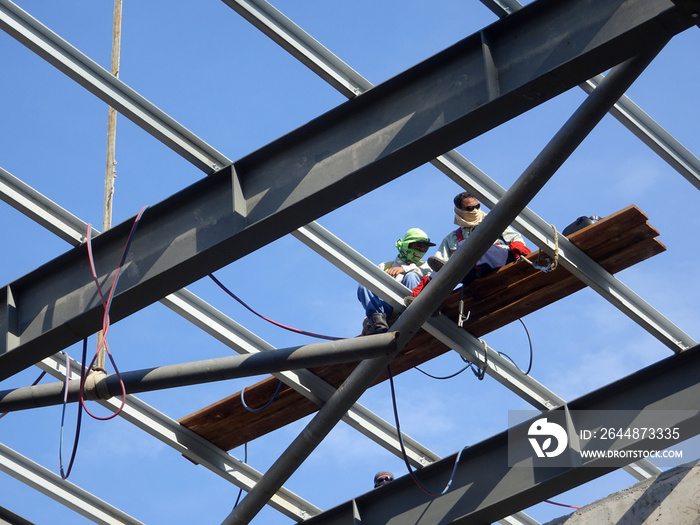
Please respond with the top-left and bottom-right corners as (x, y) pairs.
(396, 228), (435, 264)
(454, 191), (484, 227)
(454, 191), (481, 212)
(373, 471), (394, 488)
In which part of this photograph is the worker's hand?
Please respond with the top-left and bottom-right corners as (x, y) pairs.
(385, 266), (404, 277)
(509, 241), (531, 258)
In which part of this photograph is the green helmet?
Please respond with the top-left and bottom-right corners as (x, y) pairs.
(396, 228), (435, 264)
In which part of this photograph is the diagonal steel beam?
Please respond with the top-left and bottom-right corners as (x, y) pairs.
(0, 333), (398, 412)
(1, 0), (695, 380)
(481, 0), (700, 191)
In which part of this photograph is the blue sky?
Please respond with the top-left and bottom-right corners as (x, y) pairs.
(1, 1), (699, 523)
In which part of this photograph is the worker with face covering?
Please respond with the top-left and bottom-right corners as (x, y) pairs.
(407, 192), (531, 299)
(357, 228), (435, 334)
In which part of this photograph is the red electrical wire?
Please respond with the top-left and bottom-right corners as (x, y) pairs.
(208, 273), (343, 341)
(545, 499), (581, 509)
(80, 206), (147, 420)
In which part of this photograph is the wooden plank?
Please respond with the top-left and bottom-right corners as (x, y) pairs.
(179, 206), (665, 451)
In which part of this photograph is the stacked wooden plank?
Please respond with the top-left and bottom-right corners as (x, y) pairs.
(179, 206), (665, 451)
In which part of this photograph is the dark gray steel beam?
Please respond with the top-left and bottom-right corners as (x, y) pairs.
(0, 333), (397, 412)
(0, 0), (695, 380)
(301, 343), (700, 525)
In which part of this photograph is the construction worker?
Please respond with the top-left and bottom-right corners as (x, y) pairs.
(373, 471), (394, 488)
(358, 228), (435, 334)
(407, 192), (531, 299)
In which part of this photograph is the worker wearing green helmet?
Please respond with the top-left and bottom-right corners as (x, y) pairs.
(357, 228), (435, 335)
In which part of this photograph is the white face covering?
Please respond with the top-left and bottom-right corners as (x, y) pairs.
(454, 206), (486, 228)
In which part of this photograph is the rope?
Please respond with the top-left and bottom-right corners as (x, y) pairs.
(521, 223), (559, 273)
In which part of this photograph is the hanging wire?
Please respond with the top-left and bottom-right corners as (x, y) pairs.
(494, 318), (534, 376)
(209, 273), (343, 341)
(80, 206), (147, 420)
(545, 499), (581, 509)
(416, 316), (534, 380)
(387, 365), (464, 498)
(59, 338), (87, 480)
(232, 442), (248, 510)
(241, 380), (284, 412)
(413, 363), (471, 380)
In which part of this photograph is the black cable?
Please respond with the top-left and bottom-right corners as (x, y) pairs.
(413, 364), (471, 380)
(496, 318), (533, 375)
(387, 365), (464, 497)
(232, 442), (248, 510)
(209, 273), (343, 341)
(241, 380), (283, 412)
(60, 338), (87, 480)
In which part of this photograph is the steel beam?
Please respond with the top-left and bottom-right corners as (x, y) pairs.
(35, 352), (323, 521)
(301, 343), (700, 525)
(1, 0), (695, 380)
(0, 333), (397, 412)
(482, 0), (700, 188)
(0, 442), (144, 525)
(0, 0), (231, 174)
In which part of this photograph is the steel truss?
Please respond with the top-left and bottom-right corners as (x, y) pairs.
(0, 0), (698, 523)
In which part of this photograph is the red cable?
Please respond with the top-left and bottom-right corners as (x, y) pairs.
(208, 273), (342, 341)
(80, 207), (147, 420)
(545, 499), (581, 509)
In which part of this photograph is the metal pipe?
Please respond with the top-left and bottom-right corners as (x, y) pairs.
(222, 43), (664, 525)
(0, 333), (397, 413)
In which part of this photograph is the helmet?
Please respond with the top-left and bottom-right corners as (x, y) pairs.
(396, 228), (435, 264)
